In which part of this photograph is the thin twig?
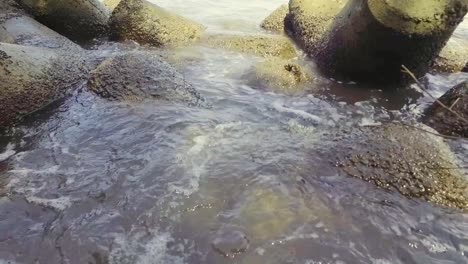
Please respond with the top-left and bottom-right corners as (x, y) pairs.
(450, 97), (460, 110)
(401, 65), (468, 124)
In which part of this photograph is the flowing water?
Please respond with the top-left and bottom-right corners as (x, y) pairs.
(1, 1), (468, 263)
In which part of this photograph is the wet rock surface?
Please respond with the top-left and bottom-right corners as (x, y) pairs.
(110, 0), (204, 47)
(432, 37), (468, 73)
(286, 0), (467, 83)
(285, 0), (346, 56)
(16, 0), (109, 42)
(422, 81), (468, 138)
(260, 4), (288, 33)
(1, 15), (81, 49)
(88, 52), (206, 106)
(203, 34), (297, 59)
(333, 123), (468, 209)
(0, 43), (88, 126)
(250, 57), (312, 94)
(212, 226), (249, 258)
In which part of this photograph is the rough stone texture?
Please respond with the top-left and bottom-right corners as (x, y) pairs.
(212, 226), (249, 258)
(203, 34), (297, 59)
(285, 0), (346, 56)
(103, 0), (120, 10)
(286, 0), (467, 83)
(260, 4), (288, 33)
(16, 0), (109, 42)
(422, 82), (468, 138)
(432, 37), (468, 73)
(110, 0), (204, 47)
(333, 123), (468, 209)
(251, 57), (312, 94)
(0, 43), (88, 126)
(88, 52), (206, 106)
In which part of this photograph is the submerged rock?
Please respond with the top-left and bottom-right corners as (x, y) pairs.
(212, 226), (249, 258)
(250, 57), (313, 94)
(432, 37), (468, 73)
(88, 52), (206, 106)
(110, 0), (204, 47)
(16, 0), (109, 42)
(260, 4), (288, 33)
(286, 0), (467, 83)
(203, 34), (297, 59)
(0, 43), (88, 126)
(238, 189), (314, 240)
(334, 123), (468, 209)
(422, 82), (468, 138)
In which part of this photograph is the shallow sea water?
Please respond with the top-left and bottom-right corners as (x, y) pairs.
(0, 1), (467, 263)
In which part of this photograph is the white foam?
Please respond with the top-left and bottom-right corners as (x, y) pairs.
(272, 100), (322, 123)
(25, 196), (72, 211)
(0, 143), (16, 161)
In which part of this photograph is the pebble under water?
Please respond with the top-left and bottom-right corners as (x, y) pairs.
(0, 1), (468, 263)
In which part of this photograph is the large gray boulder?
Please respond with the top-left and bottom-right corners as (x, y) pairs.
(88, 52), (206, 106)
(109, 0), (204, 47)
(15, 0), (109, 42)
(422, 81), (468, 138)
(432, 37), (468, 73)
(332, 123), (468, 209)
(286, 0), (467, 83)
(0, 43), (89, 126)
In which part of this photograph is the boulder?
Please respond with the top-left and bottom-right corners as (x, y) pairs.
(250, 57), (312, 94)
(432, 37), (468, 73)
(286, 0), (467, 83)
(333, 123), (468, 209)
(109, 0), (204, 47)
(0, 43), (89, 126)
(285, 0), (346, 56)
(203, 34), (297, 59)
(260, 5), (288, 33)
(1, 15), (80, 49)
(422, 81), (468, 138)
(212, 226), (249, 258)
(16, 0), (109, 42)
(88, 52), (206, 106)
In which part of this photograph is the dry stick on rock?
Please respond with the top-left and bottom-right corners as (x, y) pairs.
(402, 65), (468, 124)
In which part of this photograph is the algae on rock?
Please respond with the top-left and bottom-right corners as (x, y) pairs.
(110, 0), (204, 47)
(260, 4), (289, 33)
(203, 34), (297, 59)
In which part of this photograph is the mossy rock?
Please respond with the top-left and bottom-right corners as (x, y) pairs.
(203, 34), (297, 59)
(88, 52), (206, 106)
(285, 0), (346, 55)
(16, 0), (110, 42)
(422, 81), (468, 138)
(432, 37), (468, 73)
(260, 5), (288, 33)
(0, 43), (89, 126)
(251, 57), (313, 94)
(110, 0), (204, 47)
(333, 123), (468, 209)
